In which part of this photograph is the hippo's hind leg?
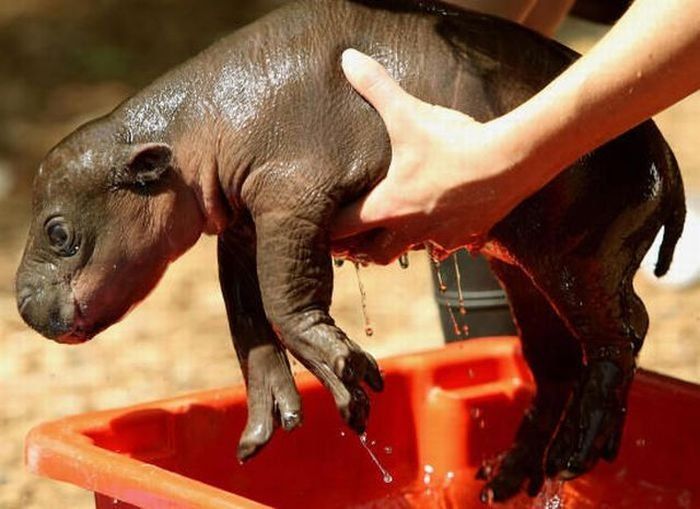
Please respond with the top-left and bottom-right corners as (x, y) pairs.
(477, 259), (582, 502)
(244, 166), (384, 434)
(218, 226), (303, 461)
(525, 251), (651, 480)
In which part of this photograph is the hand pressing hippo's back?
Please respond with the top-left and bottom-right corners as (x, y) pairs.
(15, 0), (684, 503)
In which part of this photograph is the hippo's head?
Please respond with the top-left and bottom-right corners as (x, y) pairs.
(15, 118), (203, 344)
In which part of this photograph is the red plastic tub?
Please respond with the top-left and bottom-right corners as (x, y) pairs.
(26, 337), (700, 508)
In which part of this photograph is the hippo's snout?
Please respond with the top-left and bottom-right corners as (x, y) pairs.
(15, 279), (90, 344)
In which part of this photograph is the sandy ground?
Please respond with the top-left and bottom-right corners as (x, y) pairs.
(0, 8), (699, 509)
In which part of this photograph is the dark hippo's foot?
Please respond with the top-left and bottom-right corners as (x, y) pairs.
(477, 384), (570, 502)
(474, 344), (635, 504)
(545, 354), (634, 479)
(275, 312), (384, 433)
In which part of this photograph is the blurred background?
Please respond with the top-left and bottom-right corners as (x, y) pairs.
(0, 1), (698, 507)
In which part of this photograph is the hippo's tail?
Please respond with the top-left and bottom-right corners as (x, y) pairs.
(654, 142), (686, 278)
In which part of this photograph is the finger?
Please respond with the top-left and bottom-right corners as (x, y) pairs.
(341, 49), (424, 136)
(601, 410), (626, 462)
(331, 196), (380, 241)
(362, 228), (413, 265)
(347, 385), (371, 434)
(363, 352), (384, 392)
(273, 380), (302, 431)
(237, 393), (276, 461)
(526, 470), (545, 497)
(308, 359), (371, 433)
(338, 338), (384, 393)
(331, 181), (393, 240)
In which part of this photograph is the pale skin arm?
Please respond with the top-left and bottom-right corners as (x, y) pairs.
(332, 0), (700, 263)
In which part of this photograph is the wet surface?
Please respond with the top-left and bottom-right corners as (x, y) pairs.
(0, 5), (699, 508)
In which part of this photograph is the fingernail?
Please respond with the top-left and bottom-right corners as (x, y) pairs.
(341, 48), (366, 71)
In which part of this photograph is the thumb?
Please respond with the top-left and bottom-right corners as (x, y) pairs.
(341, 49), (422, 134)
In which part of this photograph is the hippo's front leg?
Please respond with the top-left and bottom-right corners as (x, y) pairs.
(218, 227), (302, 461)
(244, 164), (384, 433)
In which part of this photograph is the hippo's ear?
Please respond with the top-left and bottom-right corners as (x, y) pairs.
(113, 143), (172, 187)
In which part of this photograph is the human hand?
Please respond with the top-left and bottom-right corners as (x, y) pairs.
(331, 49), (527, 264)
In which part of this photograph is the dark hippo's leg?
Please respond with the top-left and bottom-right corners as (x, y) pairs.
(218, 226), (302, 461)
(477, 259), (582, 502)
(484, 125), (676, 489)
(535, 262), (649, 479)
(244, 164), (384, 434)
(505, 234), (653, 481)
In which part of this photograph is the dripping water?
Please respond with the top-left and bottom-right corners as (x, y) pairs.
(453, 255), (467, 316)
(426, 244), (462, 337)
(354, 262), (373, 336)
(359, 433), (393, 483)
(398, 253), (409, 269)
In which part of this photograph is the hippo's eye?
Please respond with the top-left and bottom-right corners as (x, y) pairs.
(45, 217), (78, 257)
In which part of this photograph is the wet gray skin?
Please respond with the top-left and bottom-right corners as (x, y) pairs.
(15, 0), (684, 502)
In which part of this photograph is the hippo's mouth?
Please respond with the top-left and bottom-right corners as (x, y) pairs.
(54, 300), (100, 345)
(55, 330), (91, 345)
(54, 296), (128, 344)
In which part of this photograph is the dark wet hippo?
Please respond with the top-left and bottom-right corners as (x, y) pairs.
(15, 0), (684, 502)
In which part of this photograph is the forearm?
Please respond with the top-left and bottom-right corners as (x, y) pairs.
(494, 0), (700, 197)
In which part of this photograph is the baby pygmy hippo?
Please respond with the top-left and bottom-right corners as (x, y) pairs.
(15, 0), (684, 502)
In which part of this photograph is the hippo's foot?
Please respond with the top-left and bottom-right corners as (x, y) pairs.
(545, 347), (635, 479)
(477, 384), (569, 502)
(237, 343), (302, 462)
(279, 312), (384, 433)
(477, 436), (547, 503)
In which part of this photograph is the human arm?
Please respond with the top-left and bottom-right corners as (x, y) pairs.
(332, 0), (700, 262)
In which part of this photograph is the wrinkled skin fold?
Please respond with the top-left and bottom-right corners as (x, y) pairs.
(15, 0), (684, 502)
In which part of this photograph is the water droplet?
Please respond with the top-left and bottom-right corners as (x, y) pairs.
(384, 446), (393, 455)
(636, 438), (647, 447)
(461, 325), (470, 335)
(470, 407), (482, 419)
(538, 479), (566, 509)
(467, 368), (475, 379)
(479, 419), (486, 429)
(480, 488), (495, 505)
(442, 470), (456, 488)
(423, 473), (432, 485)
(383, 473), (393, 484)
(398, 253), (409, 269)
(365, 326), (374, 337)
(424, 464), (434, 474)
(333, 258), (345, 267)
(340, 430), (346, 437)
(480, 462), (493, 478)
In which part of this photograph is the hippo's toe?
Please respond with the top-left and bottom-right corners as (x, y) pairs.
(545, 360), (632, 479)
